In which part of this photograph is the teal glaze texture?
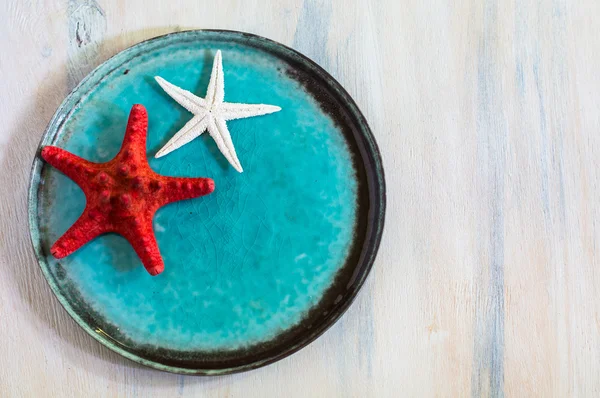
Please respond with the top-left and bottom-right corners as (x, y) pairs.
(38, 38), (357, 351)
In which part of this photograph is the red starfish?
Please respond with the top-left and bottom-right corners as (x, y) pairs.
(41, 104), (215, 276)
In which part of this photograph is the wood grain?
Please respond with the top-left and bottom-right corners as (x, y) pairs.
(1, 0), (600, 396)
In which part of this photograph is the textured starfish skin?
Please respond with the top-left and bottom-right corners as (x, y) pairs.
(41, 104), (215, 276)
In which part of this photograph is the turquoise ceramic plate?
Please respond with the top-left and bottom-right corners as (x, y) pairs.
(28, 30), (385, 375)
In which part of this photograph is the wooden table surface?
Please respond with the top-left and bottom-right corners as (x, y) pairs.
(1, 0), (599, 396)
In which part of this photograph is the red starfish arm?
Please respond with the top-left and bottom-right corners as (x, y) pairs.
(117, 104), (149, 161)
(41, 146), (97, 187)
(118, 219), (164, 276)
(50, 209), (107, 258)
(159, 177), (215, 205)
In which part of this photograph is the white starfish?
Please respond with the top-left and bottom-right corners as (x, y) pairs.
(154, 50), (281, 172)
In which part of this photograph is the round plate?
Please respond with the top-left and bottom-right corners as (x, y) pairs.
(28, 30), (385, 375)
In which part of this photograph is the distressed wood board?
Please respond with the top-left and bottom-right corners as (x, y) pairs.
(1, 0), (599, 396)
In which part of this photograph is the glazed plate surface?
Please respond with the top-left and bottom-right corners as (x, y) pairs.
(28, 30), (385, 374)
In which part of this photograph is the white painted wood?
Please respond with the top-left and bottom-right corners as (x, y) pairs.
(1, 0), (599, 396)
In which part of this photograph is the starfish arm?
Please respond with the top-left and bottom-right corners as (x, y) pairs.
(50, 210), (107, 258)
(155, 114), (209, 158)
(118, 104), (150, 159)
(205, 50), (225, 105)
(155, 76), (206, 113)
(218, 102), (282, 121)
(207, 117), (243, 173)
(159, 176), (215, 204)
(119, 219), (164, 276)
(41, 146), (97, 186)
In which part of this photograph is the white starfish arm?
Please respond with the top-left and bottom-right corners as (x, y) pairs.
(207, 117), (243, 172)
(218, 102), (282, 121)
(155, 114), (209, 158)
(155, 76), (206, 113)
(205, 50), (225, 106)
